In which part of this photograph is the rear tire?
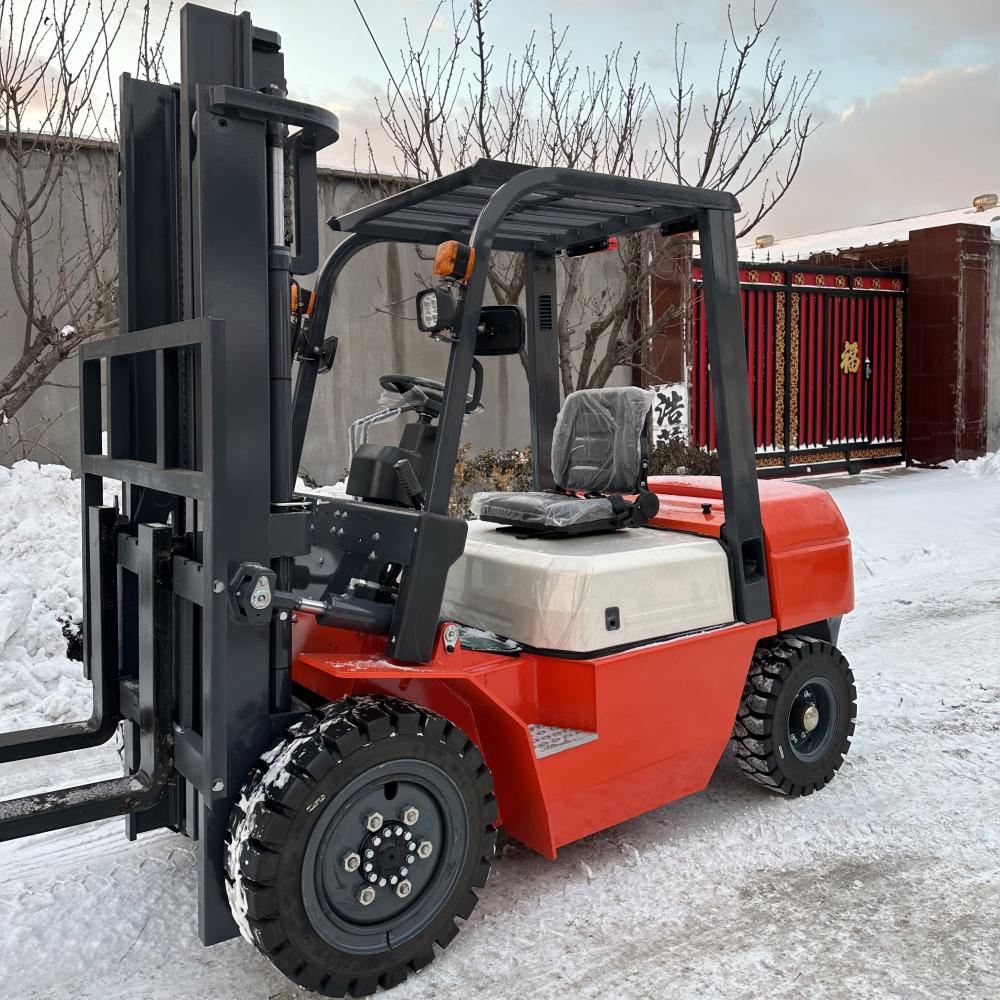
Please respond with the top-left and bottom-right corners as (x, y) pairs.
(731, 635), (856, 796)
(225, 695), (497, 998)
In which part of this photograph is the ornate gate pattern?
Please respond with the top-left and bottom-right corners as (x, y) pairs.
(690, 263), (906, 473)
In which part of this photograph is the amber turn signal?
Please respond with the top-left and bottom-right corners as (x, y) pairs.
(433, 240), (475, 282)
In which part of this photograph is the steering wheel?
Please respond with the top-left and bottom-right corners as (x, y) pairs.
(380, 361), (483, 418)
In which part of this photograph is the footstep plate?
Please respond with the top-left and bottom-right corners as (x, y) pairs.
(528, 724), (598, 759)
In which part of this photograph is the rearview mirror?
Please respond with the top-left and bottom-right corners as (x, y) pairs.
(475, 305), (525, 356)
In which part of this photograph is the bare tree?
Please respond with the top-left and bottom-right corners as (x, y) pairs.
(356, 0), (817, 393)
(0, 0), (171, 437)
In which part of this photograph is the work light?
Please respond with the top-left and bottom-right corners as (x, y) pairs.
(416, 286), (457, 333)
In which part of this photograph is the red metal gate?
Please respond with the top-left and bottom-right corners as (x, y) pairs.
(690, 263), (906, 473)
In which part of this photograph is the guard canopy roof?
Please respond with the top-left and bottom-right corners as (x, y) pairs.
(331, 158), (739, 253)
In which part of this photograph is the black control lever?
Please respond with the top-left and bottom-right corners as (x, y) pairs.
(393, 458), (425, 510)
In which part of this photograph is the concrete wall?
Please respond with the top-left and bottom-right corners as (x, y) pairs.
(987, 242), (1000, 453)
(0, 148), (628, 481)
(0, 141), (116, 468)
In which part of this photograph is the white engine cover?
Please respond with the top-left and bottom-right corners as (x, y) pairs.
(441, 521), (735, 654)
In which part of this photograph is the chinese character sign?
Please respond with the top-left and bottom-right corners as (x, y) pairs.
(651, 382), (689, 444)
(840, 340), (860, 374)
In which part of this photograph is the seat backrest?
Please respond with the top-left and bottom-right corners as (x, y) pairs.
(551, 386), (654, 493)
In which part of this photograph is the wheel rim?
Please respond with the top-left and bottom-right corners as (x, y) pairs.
(786, 676), (838, 763)
(301, 758), (470, 955)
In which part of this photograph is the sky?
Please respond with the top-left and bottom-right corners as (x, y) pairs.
(80, 0), (1000, 239)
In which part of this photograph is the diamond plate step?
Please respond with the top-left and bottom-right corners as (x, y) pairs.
(528, 724), (598, 759)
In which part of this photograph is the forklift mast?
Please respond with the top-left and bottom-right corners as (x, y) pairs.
(0, 4), (337, 945)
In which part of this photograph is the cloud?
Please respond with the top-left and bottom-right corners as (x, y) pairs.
(750, 63), (1000, 238)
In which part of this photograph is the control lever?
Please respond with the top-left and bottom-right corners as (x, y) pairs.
(393, 458), (425, 510)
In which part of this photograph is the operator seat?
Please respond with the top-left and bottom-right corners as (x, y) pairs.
(472, 386), (660, 535)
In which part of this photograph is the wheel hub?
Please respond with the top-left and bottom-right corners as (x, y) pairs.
(786, 677), (838, 764)
(302, 762), (469, 954)
(359, 822), (417, 887)
(802, 704), (820, 732)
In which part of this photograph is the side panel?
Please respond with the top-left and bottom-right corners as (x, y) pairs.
(648, 476), (855, 632)
(294, 618), (773, 858)
(537, 620), (773, 849)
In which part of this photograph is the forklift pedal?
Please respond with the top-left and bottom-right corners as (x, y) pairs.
(528, 724), (598, 759)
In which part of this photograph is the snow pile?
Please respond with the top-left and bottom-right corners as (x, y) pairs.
(295, 475), (347, 499)
(0, 461), (94, 731)
(833, 460), (1000, 587)
(943, 450), (1000, 478)
(0, 465), (347, 734)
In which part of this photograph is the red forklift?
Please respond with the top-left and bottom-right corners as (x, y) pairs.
(0, 5), (856, 997)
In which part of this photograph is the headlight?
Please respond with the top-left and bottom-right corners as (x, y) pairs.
(419, 290), (439, 329)
(415, 287), (457, 333)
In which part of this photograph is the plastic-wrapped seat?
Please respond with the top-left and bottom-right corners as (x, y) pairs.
(472, 386), (660, 535)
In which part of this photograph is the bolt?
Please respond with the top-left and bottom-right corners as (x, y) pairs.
(358, 886), (377, 906)
(394, 825), (404, 837)
(368, 873), (378, 883)
(401, 807), (419, 827)
(368, 551), (377, 562)
(365, 849), (374, 859)
(337, 527), (344, 537)
(400, 866), (408, 877)
(442, 623), (460, 651)
(365, 811), (383, 832)
(372, 532), (380, 542)
(416, 840), (433, 860)
(278, 610), (288, 621)
(211, 778), (224, 793)
(390, 875), (398, 885)
(343, 852), (361, 873)
(212, 580), (225, 594)
(406, 854), (415, 865)
(396, 879), (412, 899)
(364, 863), (373, 872)
(378, 877), (387, 887)
(403, 831), (412, 841)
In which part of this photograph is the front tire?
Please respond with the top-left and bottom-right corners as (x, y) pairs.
(225, 695), (497, 997)
(731, 636), (857, 796)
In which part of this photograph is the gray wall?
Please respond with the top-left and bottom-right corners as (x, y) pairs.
(0, 141), (115, 468)
(0, 149), (627, 483)
(988, 241), (1000, 453)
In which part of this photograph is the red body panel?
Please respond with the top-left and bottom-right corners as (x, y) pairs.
(293, 617), (774, 859)
(292, 476), (851, 858)
(649, 476), (854, 632)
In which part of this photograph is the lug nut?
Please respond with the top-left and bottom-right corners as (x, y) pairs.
(417, 840), (433, 859)
(401, 806), (419, 826)
(343, 852), (361, 873)
(406, 854), (415, 864)
(358, 886), (377, 906)
(365, 811), (383, 832)
(396, 879), (412, 898)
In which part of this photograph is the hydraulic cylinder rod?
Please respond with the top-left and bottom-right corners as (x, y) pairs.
(266, 88), (294, 713)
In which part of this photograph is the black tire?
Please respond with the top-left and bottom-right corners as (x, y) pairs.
(731, 635), (856, 796)
(225, 695), (498, 998)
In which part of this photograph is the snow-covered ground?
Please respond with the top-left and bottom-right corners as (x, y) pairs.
(1, 459), (998, 1000)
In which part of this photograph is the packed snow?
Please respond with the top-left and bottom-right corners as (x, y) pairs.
(1, 459), (999, 999)
(0, 462), (103, 732)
